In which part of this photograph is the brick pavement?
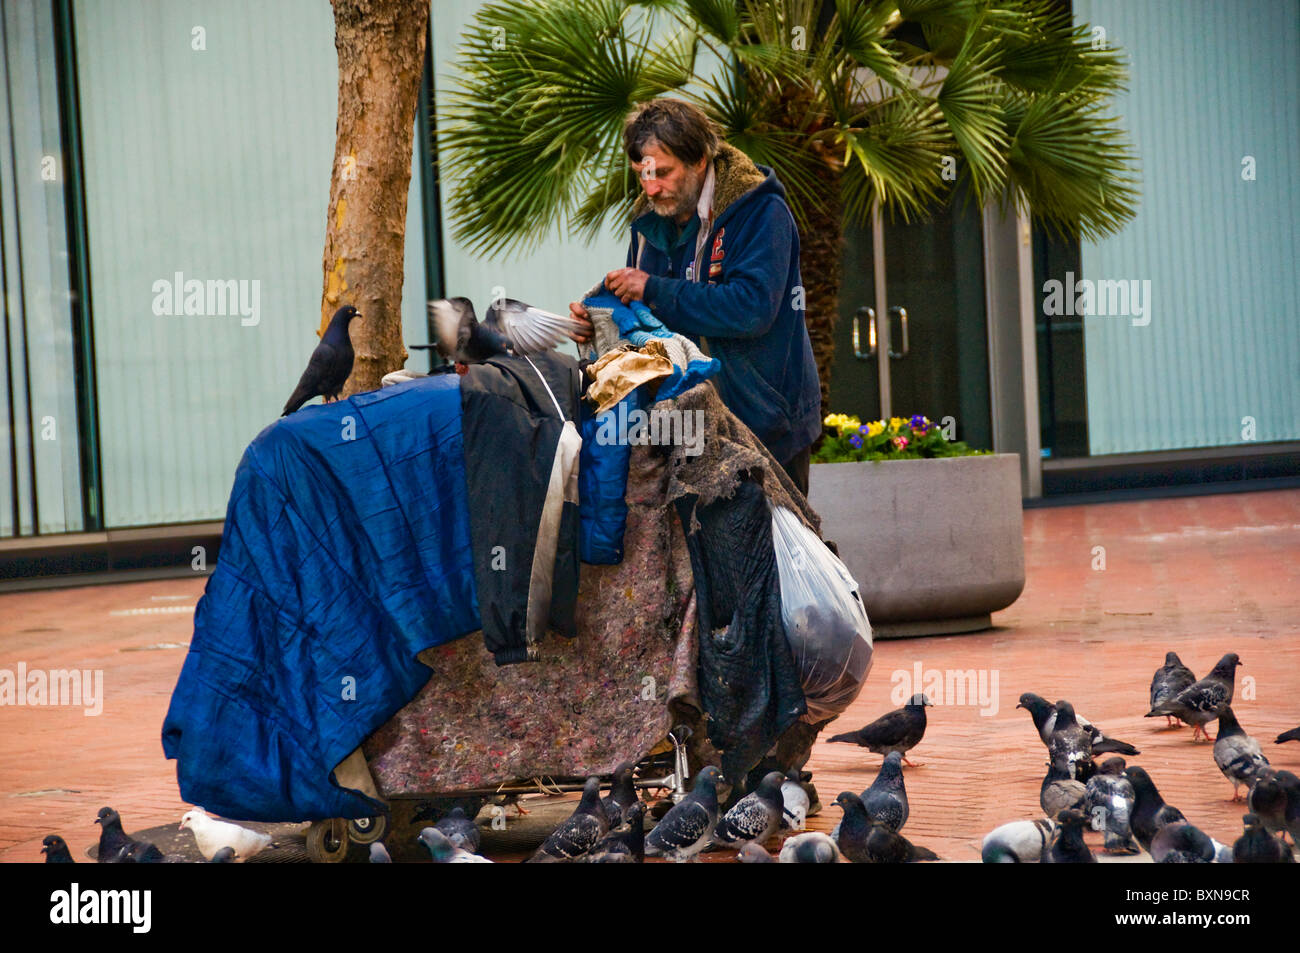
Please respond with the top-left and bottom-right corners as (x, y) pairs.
(2, 488), (1297, 862)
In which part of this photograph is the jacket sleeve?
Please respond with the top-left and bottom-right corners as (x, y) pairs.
(642, 197), (794, 340)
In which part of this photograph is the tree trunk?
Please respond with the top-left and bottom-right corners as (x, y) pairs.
(322, 0), (429, 396)
(799, 162), (843, 422)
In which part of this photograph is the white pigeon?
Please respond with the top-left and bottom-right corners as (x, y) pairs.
(980, 819), (1057, 863)
(179, 807), (272, 862)
(780, 773), (809, 831)
(779, 832), (843, 863)
(418, 827), (493, 863)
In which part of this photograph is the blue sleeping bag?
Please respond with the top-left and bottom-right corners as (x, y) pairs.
(161, 374), (481, 821)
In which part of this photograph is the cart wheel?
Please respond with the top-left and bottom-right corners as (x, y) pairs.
(306, 818), (349, 863)
(347, 813), (387, 845)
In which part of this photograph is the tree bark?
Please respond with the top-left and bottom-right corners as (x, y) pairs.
(322, 0), (429, 395)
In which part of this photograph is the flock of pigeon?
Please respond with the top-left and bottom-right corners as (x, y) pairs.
(38, 652), (1300, 864)
(980, 651), (1300, 863)
(41, 806), (273, 864)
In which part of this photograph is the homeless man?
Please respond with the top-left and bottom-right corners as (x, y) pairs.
(568, 98), (822, 496)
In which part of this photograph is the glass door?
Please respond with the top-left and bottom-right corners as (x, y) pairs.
(828, 183), (992, 451)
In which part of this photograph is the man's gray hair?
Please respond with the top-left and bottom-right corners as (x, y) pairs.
(623, 99), (720, 165)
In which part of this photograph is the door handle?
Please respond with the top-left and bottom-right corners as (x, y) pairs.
(852, 307), (876, 359)
(888, 306), (908, 359)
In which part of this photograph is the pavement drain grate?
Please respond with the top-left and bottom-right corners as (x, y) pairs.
(84, 820), (307, 863)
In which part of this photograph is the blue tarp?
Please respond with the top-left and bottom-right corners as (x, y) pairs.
(161, 374), (482, 821)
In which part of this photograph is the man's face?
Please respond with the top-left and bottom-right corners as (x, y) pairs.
(632, 141), (707, 223)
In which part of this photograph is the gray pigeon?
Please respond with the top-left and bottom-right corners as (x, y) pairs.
(864, 818), (939, 863)
(1275, 725), (1300, 745)
(368, 842), (392, 863)
(581, 801), (646, 864)
(861, 750), (909, 833)
(713, 771), (784, 850)
(1247, 768), (1296, 840)
(281, 305), (361, 415)
(417, 827), (492, 863)
(1126, 766), (1186, 853)
(980, 819), (1056, 863)
(1150, 652), (1196, 727)
(423, 296), (583, 363)
(1016, 692), (1139, 756)
(1046, 700), (1095, 781)
(1045, 808), (1095, 863)
(1041, 760), (1088, 819)
(778, 831), (842, 863)
(601, 762), (638, 828)
(736, 842), (776, 863)
(826, 693), (932, 765)
(1144, 652), (1241, 741)
(434, 806), (481, 853)
(1233, 813), (1294, 863)
(832, 791), (875, 864)
(644, 766), (723, 862)
(1151, 821), (1216, 863)
(1213, 706), (1269, 801)
(210, 846), (236, 863)
(41, 835), (75, 864)
(780, 770), (810, 831)
(1085, 756), (1139, 854)
(95, 807), (154, 864)
(526, 776), (608, 863)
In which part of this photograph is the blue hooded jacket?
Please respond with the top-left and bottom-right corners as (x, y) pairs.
(626, 141), (821, 464)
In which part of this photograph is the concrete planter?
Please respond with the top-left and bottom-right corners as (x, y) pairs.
(807, 453), (1025, 638)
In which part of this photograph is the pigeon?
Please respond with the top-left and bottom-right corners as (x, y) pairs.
(121, 841), (167, 863)
(980, 819), (1056, 863)
(581, 801), (646, 863)
(737, 842), (776, 863)
(1233, 813), (1294, 863)
(369, 842), (393, 863)
(1246, 769), (1291, 839)
(1045, 808), (1095, 863)
(601, 762), (638, 828)
(861, 751), (910, 833)
(418, 827), (493, 863)
(713, 771), (784, 850)
(179, 807), (273, 862)
(1144, 652), (1241, 741)
(1212, 706), (1270, 801)
(644, 766), (723, 863)
(780, 770), (810, 831)
(1046, 700), (1096, 781)
(1276, 725), (1300, 744)
(1016, 693), (1139, 757)
(1041, 760), (1088, 819)
(434, 807), (481, 853)
(778, 831), (843, 863)
(95, 807), (155, 864)
(281, 305), (361, 415)
(41, 835), (75, 863)
(1150, 652), (1196, 727)
(826, 693), (932, 766)
(526, 776), (608, 863)
(864, 818), (939, 863)
(210, 846), (237, 863)
(1085, 756), (1139, 854)
(421, 296), (584, 364)
(832, 791), (875, 864)
(1125, 766), (1186, 853)
(1151, 821), (1216, 863)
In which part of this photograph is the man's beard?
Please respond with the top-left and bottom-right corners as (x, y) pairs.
(651, 164), (704, 220)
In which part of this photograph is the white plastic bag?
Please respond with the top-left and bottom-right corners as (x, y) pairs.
(770, 504), (873, 723)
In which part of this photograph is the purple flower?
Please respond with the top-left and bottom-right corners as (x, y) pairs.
(909, 414), (926, 430)
(849, 434), (863, 448)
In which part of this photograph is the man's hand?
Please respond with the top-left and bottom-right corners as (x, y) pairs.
(604, 267), (649, 305)
(566, 300), (594, 344)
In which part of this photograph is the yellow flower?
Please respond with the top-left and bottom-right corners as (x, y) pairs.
(889, 417), (905, 433)
(866, 421), (885, 438)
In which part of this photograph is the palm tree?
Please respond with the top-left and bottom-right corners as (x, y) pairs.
(438, 0), (1138, 412)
